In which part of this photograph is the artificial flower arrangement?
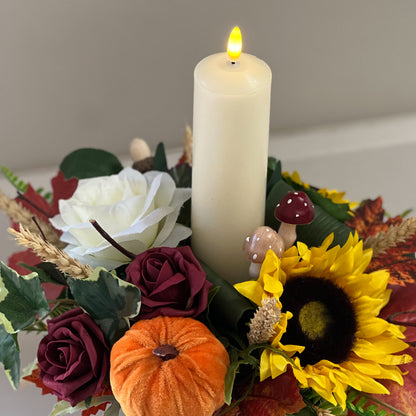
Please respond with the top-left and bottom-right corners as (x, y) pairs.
(0, 132), (414, 416)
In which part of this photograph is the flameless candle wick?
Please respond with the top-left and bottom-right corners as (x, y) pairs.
(227, 26), (242, 64)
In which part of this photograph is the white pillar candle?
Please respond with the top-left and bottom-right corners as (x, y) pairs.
(191, 27), (272, 284)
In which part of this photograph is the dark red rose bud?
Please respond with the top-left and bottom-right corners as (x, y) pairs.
(126, 246), (211, 319)
(37, 308), (110, 406)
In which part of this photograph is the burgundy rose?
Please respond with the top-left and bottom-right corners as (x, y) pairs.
(126, 246), (212, 319)
(37, 308), (110, 406)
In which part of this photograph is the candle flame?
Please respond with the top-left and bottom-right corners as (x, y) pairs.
(227, 26), (242, 62)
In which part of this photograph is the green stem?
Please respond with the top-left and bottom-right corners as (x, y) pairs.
(218, 370), (258, 416)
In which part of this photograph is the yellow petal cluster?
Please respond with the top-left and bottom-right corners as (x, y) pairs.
(235, 233), (412, 408)
(282, 171), (358, 210)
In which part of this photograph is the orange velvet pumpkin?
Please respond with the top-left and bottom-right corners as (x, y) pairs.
(110, 316), (230, 416)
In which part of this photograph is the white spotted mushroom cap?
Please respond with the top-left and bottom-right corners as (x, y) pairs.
(243, 226), (285, 264)
(274, 191), (314, 225)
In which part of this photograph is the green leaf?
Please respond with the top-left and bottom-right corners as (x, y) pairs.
(153, 142), (168, 172)
(292, 407), (319, 416)
(266, 157), (282, 194)
(66, 268), (141, 345)
(168, 163), (192, 188)
(1, 166), (28, 193)
(200, 261), (255, 340)
(168, 163), (192, 228)
(103, 400), (121, 416)
(49, 395), (117, 416)
(283, 175), (352, 222)
(0, 324), (20, 389)
(0, 262), (49, 333)
(265, 180), (353, 248)
(60, 148), (123, 180)
(20, 262), (67, 286)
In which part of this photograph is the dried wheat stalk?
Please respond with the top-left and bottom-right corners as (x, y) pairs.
(183, 125), (193, 166)
(0, 188), (64, 248)
(364, 217), (416, 257)
(8, 225), (93, 279)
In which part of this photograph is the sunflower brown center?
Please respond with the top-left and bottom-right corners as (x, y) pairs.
(280, 276), (357, 366)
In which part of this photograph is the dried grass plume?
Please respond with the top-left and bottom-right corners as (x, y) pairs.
(247, 296), (281, 345)
(0, 188), (64, 248)
(8, 224), (93, 279)
(364, 217), (416, 257)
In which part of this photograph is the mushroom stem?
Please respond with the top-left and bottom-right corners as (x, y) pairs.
(277, 222), (297, 250)
(248, 262), (262, 279)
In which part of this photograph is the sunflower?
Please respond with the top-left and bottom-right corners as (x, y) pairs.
(235, 233), (412, 407)
(283, 171), (358, 210)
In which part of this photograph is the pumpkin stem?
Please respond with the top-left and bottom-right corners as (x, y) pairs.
(152, 345), (179, 361)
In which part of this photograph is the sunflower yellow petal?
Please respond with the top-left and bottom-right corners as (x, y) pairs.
(329, 248), (355, 277)
(234, 280), (263, 306)
(328, 371), (347, 408)
(259, 350), (272, 381)
(263, 273), (284, 296)
(353, 295), (386, 317)
(353, 337), (411, 365)
(356, 317), (391, 338)
(308, 377), (338, 405)
(346, 358), (405, 385)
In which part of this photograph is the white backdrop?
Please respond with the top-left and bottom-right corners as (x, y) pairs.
(2, 0), (416, 171)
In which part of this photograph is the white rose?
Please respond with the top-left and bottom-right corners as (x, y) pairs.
(50, 167), (191, 270)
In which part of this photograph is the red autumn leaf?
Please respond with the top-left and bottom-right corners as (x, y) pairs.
(23, 366), (55, 397)
(50, 170), (78, 217)
(8, 249), (41, 276)
(367, 281), (416, 415)
(14, 184), (53, 224)
(12, 170), (77, 227)
(81, 384), (113, 416)
(177, 152), (187, 165)
(24, 366), (113, 415)
(347, 197), (416, 286)
(366, 226), (416, 286)
(7, 249), (64, 300)
(346, 197), (402, 239)
(221, 370), (304, 416)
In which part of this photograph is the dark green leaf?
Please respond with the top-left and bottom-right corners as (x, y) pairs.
(168, 163), (192, 227)
(224, 360), (241, 404)
(0, 324), (20, 389)
(20, 262), (67, 286)
(283, 175), (352, 222)
(84, 396), (92, 408)
(67, 268), (141, 345)
(265, 180), (352, 248)
(266, 157), (282, 195)
(168, 163), (192, 188)
(153, 142), (168, 172)
(200, 261), (255, 339)
(0, 262), (49, 333)
(291, 407), (318, 416)
(60, 148), (123, 180)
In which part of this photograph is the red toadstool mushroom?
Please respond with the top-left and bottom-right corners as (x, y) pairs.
(274, 191), (314, 250)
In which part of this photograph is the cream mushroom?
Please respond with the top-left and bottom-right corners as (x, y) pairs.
(274, 190), (314, 250)
(243, 226), (284, 278)
(130, 138), (154, 173)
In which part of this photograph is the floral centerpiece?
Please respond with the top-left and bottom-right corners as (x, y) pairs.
(0, 133), (414, 416)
